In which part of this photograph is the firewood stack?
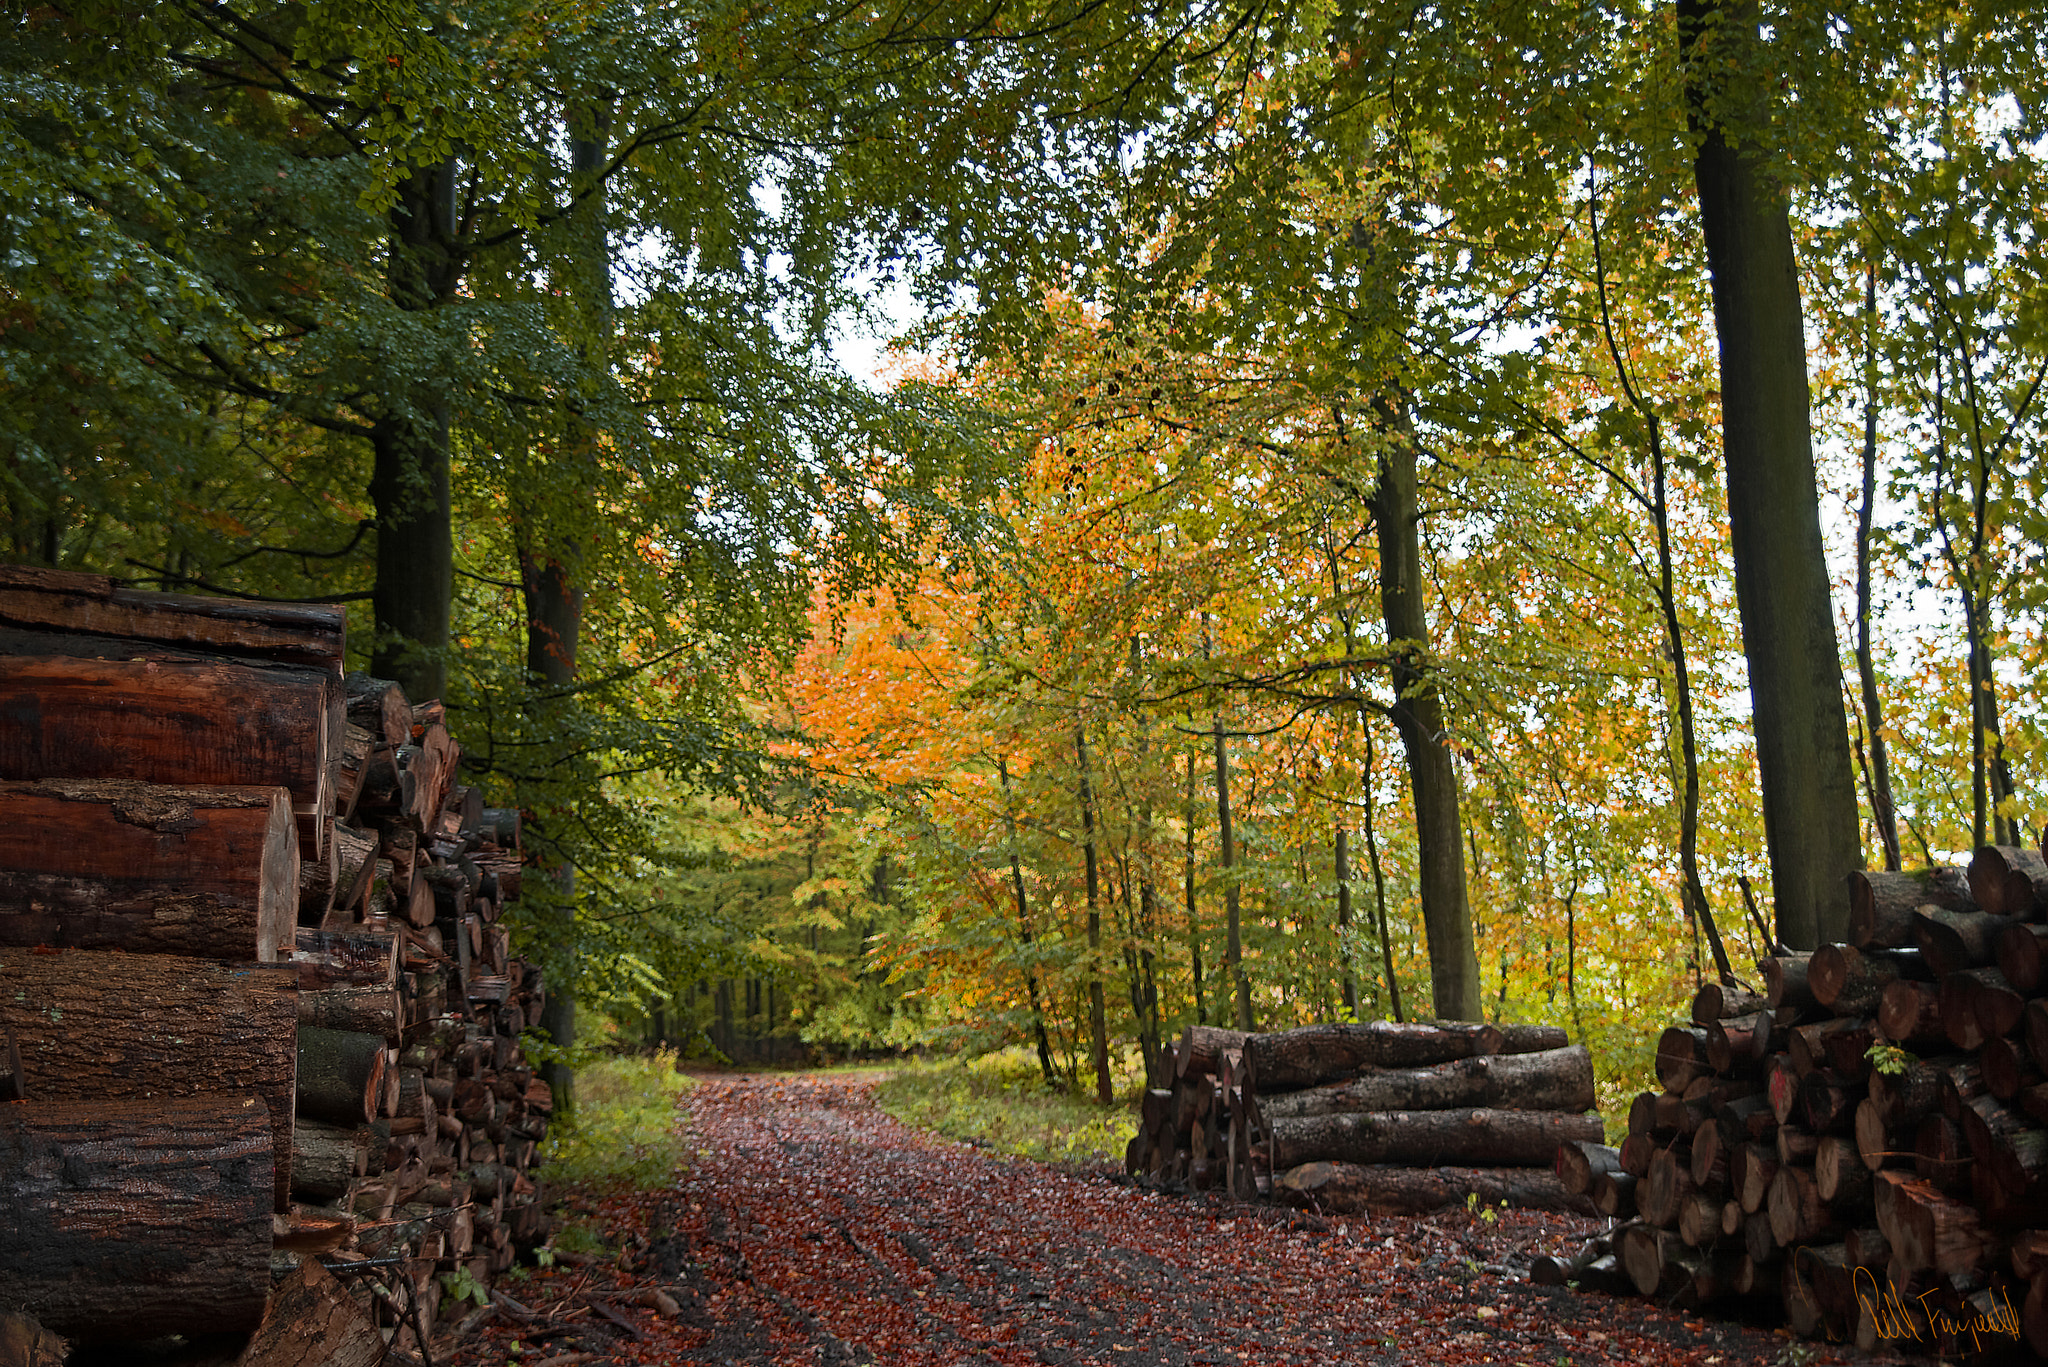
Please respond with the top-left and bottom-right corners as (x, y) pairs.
(1130, 1019), (1601, 1215)
(1544, 851), (2048, 1358)
(0, 566), (551, 1357)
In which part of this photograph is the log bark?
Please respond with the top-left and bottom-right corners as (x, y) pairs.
(1176, 1025), (1250, 1079)
(1914, 907), (2018, 979)
(1258, 1046), (1595, 1121)
(1271, 1160), (1594, 1215)
(234, 1258), (384, 1367)
(1968, 843), (2048, 920)
(1762, 954), (1816, 1011)
(0, 645), (335, 857)
(1242, 1020), (1505, 1092)
(1261, 1107), (1602, 1171)
(0, 779), (296, 961)
(1848, 866), (1974, 949)
(1692, 981), (1769, 1025)
(0, 1094), (272, 1341)
(1555, 1139), (1620, 1197)
(0, 947), (296, 1210)
(298, 985), (400, 1038)
(1809, 944), (1906, 1016)
(0, 567), (343, 674)
(0, 1313), (64, 1367)
(1874, 1168), (1992, 1279)
(290, 928), (399, 990)
(1995, 922), (2048, 994)
(290, 1120), (364, 1203)
(1876, 979), (1946, 1050)
(1767, 1163), (1832, 1245)
(297, 1027), (389, 1127)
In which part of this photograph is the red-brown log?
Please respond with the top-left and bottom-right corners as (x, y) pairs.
(1997, 922), (2048, 993)
(1593, 1170), (1638, 1218)
(1974, 972), (2027, 1043)
(1981, 1035), (2039, 1102)
(1875, 1168), (1994, 1279)
(1777, 1124), (1819, 1166)
(1618, 1132), (1657, 1178)
(1241, 1021), (1506, 1092)
(0, 567), (344, 673)
(1969, 843), (2048, 920)
(1270, 1161), (1594, 1215)
(1260, 1107), (1603, 1171)
(236, 1257), (384, 1367)
(1176, 1025), (1250, 1080)
(299, 985), (400, 1038)
(1854, 1097), (1902, 1173)
(1691, 981), (1769, 1026)
(1735, 1141), (1779, 1215)
(0, 647), (335, 859)
(1916, 907), (2020, 979)
(1767, 1056), (1803, 1127)
(1678, 1192), (1723, 1248)
(1642, 1145), (1695, 1227)
(1704, 1010), (1780, 1073)
(1555, 1139), (1620, 1197)
(0, 779), (296, 961)
(1849, 866), (1975, 949)
(1767, 1164), (1833, 1245)
(1762, 954), (1816, 1012)
(1258, 1046), (1595, 1121)
(1691, 1119), (1735, 1191)
(1800, 1069), (1863, 1135)
(0, 1093), (272, 1341)
(1914, 1113), (1971, 1193)
(1627, 1089), (1667, 1140)
(1816, 1135), (1871, 1206)
(1810, 944), (1904, 1016)
(1939, 968), (2002, 1050)
(1876, 979), (1947, 1050)
(291, 927), (398, 991)
(0, 947), (296, 1210)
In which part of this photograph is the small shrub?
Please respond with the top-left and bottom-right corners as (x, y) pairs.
(538, 1048), (695, 1191)
(873, 1046), (1145, 1166)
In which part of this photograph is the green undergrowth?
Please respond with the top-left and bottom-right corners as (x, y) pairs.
(872, 1047), (1145, 1167)
(539, 1048), (696, 1190)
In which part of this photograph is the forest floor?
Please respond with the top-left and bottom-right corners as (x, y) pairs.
(449, 1070), (1909, 1367)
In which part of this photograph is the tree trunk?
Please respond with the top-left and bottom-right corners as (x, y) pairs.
(1257, 1045), (1596, 1120)
(1273, 1159), (1594, 1215)
(1852, 263), (1902, 871)
(0, 947), (296, 1210)
(1335, 824), (1359, 1016)
(0, 779), (296, 961)
(1366, 403), (1481, 1017)
(0, 1094), (273, 1341)
(1213, 709), (1251, 1031)
(1262, 1106), (1604, 1170)
(998, 757), (1056, 1084)
(236, 1259), (385, 1367)
(1676, 0), (1862, 949)
(1077, 724), (1112, 1106)
(1361, 721), (1404, 1021)
(1183, 748), (1205, 1025)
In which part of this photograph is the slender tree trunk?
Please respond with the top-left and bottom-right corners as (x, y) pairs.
(1676, 0), (1862, 948)
(1362, 719), (1403, 1022)
(1335, 825), (1359, 1016)
(1077, 724), (1112, 1106)
(1214, 712), (1251, 1030)
(1184, 748), (1206, 1025)
(1367, 403), (1481, 1019)
(998, 758), (1057, 1084)
(1854, 262), (1902, 871)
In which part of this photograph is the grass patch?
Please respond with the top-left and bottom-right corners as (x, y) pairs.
(872, 1046), (1144, 1167)
(538, 1048), (695, 1191)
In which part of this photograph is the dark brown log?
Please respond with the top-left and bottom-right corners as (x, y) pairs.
(1656, 1026), (1713, 1091)
(0, 567), (344, 673)
(1494, 1024), (1571, 1054)
(1854, 1097), (1901, 1173)
(1642, 1145), (1695, 1227)
(1270, 1161), (1594, 1215)
(1800, 1069), (1862, 1134)
(1714, 1090), (1776, 1142)
(1789, 1017), (1875, 1080)
(1691, 1119), (1734, 1191)
(1875, 1168), (1993, 1279)
(1762, 954), (1816, 1011)
(1958, 1094), (2048, 1203)
(0, 1313), (64, 1367)
(1782, 1258), (1826, 1339)
(1618, 1132), (1656, 1178)
(1241, 1020), (1506, 1092)
(0, 646), (335, 858)
(1627, 1089), (1666, 1140)
(297, 1027), (389, 1127)
(1869, 1053), (1965, 1125)
(289, 1120), (364, 1203)
(1176, 1025), (1251, 1079)
(1691, 981), (1769, 1026)
(290, 927), (398, 991)
(1260, 1107), (1602, 1171)
(1259, 1046), (1595, 1121)
(1777, 1124), (1819, 1166)
(1849, 866), (1974, 949)
(1975, 974), (2027, 1043)
(1768, 1164), (1833, 1245)
(1555, 1139), (1620, 1197)
(1810, 944), (1909, 1016)
(0, 1094), (271, 1341)
(1653, 1091), (1700, 1137)
(298, 984), (400, 1038)
(1996, 922), (2048, 994)
(1816, 1134), (1871, 1205)
(1679, 1191), (1723, 1247)
(1593, 1170), (1638, 1218)
(1704, 1010), (1779, 1073)
(0, 947), (296, 1210)
(1981, 1035), (2039, 1102)
(1940, 968), (2001, 1050)
(1732, 1252), (1778, 1297)
(1529, 1237), (1609, 1286)
(343, 672), (413, 748)
(1735, 1141), (1779, 1214)
(0, 779), (296, 961)
(1914, 1114), (1971, 1193)
(236, 1257), (384, 1367)
(1969, 843), (2048, 920)
(1915, 907), (2020, 979)
(1743, 1209), (1777, 1266)
(1796, 1243), (1857, 1339)
(1877, 979), (1946, 1050)
(1616, 1222), (1687, 1297)
(1767, 1055), (1803, 1127)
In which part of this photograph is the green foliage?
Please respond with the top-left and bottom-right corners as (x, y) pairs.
(537, 1049), (694, 1191)
(438, 1264), (490, 1313)
(872, 1047), (1144, 1167)
(1866, 1041), (1914, 1078)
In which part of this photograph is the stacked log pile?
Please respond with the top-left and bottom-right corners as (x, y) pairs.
(1546, 852), (2048, 1358)
(0, 566), (549, 1359)
(1129, 1019), (1600, 1214)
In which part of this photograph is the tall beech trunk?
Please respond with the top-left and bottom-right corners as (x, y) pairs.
(1204, 616), (1252, 1029)
(371, 159), (461, 703)
(1184, 748), (1207, 1025)
(1077, 724), (1112, 1106)
(1676, 0), (1861, 948)
(1362, 719), (1403, 1021)
(1367, 404), (1481, 1019)
(1335, 824), (1359, 1016)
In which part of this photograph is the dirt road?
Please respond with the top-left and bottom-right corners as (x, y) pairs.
(455, 1071), (1883, 1366)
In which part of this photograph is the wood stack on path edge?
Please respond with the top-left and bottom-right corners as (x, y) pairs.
(0, 565), (551, 1361)
(1543, 854), (2048, 1358)
(1129, 1018), (1600, 1215)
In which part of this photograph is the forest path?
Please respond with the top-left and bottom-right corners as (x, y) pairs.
(459, 1071), (1877, 1367)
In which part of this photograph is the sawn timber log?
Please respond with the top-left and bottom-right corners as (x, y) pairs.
(1273, 1160), (1597, 1215)
(0, 566), (344, 675)
(1257, 1045), (1596, 1121)
(0, 779), (296, 961)
(1260, 1107), (1605, 1170)
(0, 1094), (272, 1341)
(0, 947), (297, 1210)
(1243, 1020), (1510, 1092)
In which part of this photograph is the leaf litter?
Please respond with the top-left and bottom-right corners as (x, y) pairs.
(450, 1072), (1906, 1366)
